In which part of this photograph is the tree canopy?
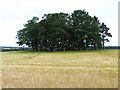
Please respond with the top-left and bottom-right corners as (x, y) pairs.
(16, 10), (112, 51)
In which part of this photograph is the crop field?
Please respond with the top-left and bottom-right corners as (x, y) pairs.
(0, 50), (118, 88)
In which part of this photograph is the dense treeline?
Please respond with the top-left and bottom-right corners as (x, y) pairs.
(16, 10), (112, 51)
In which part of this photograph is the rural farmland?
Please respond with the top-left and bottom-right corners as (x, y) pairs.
(1, 50), (118, 88)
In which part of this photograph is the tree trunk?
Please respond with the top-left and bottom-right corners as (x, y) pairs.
(103, 41), (104, 49)
(63, 46), (66, 51)
(103, 38), (105, 50)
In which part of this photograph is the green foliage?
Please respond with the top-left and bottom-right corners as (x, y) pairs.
(99, 23), (112, 49)
(16, 10), (112, 51)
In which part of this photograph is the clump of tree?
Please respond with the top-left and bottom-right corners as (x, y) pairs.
(16, 10), (112, 51)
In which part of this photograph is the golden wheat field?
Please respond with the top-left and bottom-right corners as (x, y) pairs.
(0, 50), (118, 88)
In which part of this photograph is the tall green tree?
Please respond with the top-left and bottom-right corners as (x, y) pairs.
(99, 23), (112, 49)
(39, 13), (70, 51)
(93, 16), (112, 49)
(17, 17), (39, 51)
(71, 10), (102, 50)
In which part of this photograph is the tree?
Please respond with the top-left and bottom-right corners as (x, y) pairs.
(99, 23), (112, 49)
(71, 10), (102, 50)
(17, 16), (39, 51)
(38, 13), (70, 51)
(93, 16), (102, 49)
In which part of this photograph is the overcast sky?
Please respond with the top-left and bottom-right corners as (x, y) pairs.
(0, 0), (119, 46)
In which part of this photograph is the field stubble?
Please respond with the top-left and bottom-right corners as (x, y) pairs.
(1, 50), (118, 88)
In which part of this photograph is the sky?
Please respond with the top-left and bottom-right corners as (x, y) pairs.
(0, 0), (119, 46)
